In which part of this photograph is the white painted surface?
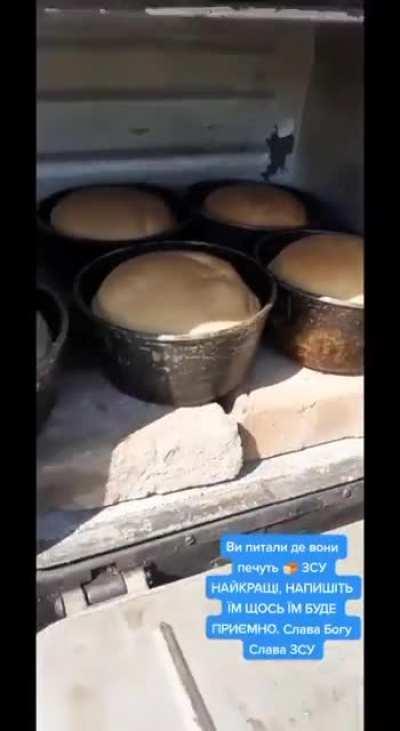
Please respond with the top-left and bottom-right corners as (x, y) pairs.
(37, 521), (363, 730)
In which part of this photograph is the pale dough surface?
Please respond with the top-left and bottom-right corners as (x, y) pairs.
(93, 250), (260, 335)
(269, 233), (364, 305)
(203, 183), (308, 228)
(51, 186), (176, 241)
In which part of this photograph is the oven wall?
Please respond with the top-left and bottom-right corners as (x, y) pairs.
(293, 24), (363, 232)
(37, 14), (363, 231)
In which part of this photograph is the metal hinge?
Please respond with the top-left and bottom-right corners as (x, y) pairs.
(56, 565), (151, 618)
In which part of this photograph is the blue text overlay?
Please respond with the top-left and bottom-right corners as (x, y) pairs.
(206, 534), (362, 660)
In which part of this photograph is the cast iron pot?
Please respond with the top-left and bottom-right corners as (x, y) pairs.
(37, 183), (188, 289)
(74, 240), (276, 406)
(37, 285), (69, 432)
(184, 179), (320, 256)
(255, 229), (364, 375)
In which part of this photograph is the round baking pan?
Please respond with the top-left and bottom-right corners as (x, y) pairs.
(37, 183), (189, 290)
(74, 240), (276, 406)
(183, 179), (320, 256)
(37, 284), (69, 432)
(256, 229), (364, 375)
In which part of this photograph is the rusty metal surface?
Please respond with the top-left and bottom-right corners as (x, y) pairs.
(271, 280), (363, 374)
(255, 228), (364, 374)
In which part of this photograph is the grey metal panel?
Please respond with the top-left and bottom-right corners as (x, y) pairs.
(36, 16), (363, 234)
(36, 479), (363, 600)
(37, 97), (285, 155)
(37, 1), (363, 8)
(37, 2), (364, 30)
(37, 22), (314, 197)
(293, 23), (364, 232)
(37, 438), (363, 568)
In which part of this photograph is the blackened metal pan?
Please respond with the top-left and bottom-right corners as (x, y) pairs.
(36, 285), (69, 431)
(74, 240), (276, 406)
(183, 179), (320, 256)
(255, 229), (363, 374)
(37, 183), (189, 290)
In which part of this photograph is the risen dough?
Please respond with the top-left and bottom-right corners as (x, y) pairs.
(203, 183), (307, 228)
(51, 186), (176, 241)
(269, 233), (364, 305)
(93, 250), (260, 335)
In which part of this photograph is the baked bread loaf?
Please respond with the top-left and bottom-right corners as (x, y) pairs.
(51, 186), (176, 241)
(269, 233), (364, 305)
(203, 183), (307, 228)
(93, 250), (260, 335)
